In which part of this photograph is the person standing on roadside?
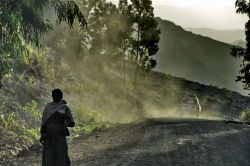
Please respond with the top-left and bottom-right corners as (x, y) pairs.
(40, 89), (75, 166)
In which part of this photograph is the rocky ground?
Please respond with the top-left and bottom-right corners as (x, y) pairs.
(2, 118), (250, 166)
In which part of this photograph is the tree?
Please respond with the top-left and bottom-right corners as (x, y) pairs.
(79, 0), (126, 66)
(118, 0), (133, 82)
(42, 0), (160, 85)
(129, 0), (160, 86)
(79, 0), (160, 84)
(231, 0), (250, 91)
(0, 0), (86, 88)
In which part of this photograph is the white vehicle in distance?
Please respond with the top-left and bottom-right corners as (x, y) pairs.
(181, 94), (201, 118)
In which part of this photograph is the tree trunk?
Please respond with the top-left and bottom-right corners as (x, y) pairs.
(134, 64), (138, 89)
(122, 41), (127, 84)
(134, 24), (140, 89)
(0, 75), (2, 89)
(123, 55), (126, 83)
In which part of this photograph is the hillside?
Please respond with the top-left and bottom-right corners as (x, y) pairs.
(232, 40), (246, 48)
(1, 50), (250, 161)
(1, 19), (250, 162)
(155, 18), (246, 95)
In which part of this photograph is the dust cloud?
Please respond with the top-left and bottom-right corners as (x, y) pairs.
(40, 7), (244, 124)
(143, 103), (223, 121)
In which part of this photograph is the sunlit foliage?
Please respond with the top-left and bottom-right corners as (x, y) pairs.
(0, 0), (86, 87)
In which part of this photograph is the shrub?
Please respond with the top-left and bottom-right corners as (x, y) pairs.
(18, 100), (41, 119)
(240, 109), (250, 121)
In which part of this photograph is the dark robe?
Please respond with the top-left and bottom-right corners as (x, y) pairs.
(41, 100), (75, 166)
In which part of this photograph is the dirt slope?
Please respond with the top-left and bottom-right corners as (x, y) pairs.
(4, 118), (250, 166)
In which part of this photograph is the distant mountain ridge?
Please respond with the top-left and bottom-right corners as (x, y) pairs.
(155, 17), (246, 95)
(185, 27), (245, 45)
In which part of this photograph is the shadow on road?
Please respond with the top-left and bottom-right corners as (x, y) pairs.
(72, 119), (250, 166)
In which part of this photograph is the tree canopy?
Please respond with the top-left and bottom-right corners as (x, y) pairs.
(1, 0), (160, 88)
(78, 0), (160, 72)
(129, 0), (160, 72)
(0, 0), (86, 87)
(231, 0), (250, 91)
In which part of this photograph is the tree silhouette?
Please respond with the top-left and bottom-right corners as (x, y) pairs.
(231, 0), (250, 91)
(79, 0), (160, 85)
(129, 0), (160, 87)
(79, 1), (123, 63)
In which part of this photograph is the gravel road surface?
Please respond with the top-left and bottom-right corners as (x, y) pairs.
(3, 118), (250, 166)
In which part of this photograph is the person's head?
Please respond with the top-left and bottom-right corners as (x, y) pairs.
(52, 89), (63, 103)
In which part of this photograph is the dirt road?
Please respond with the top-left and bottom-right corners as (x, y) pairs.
(4, 119), (250, 166)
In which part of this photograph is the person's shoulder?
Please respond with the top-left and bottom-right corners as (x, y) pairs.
(61, 100), (68, 107)
(64, 105), (71, 110)
(44, 102), (53, 108)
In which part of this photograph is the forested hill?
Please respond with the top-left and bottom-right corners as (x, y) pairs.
(155, 17), (245, 95)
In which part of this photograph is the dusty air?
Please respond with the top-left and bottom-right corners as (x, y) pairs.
(0, 0), (250, 165)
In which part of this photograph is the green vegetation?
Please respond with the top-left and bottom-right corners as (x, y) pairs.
(0, 0), (86, 87)
(0, 112), (40, 158)
(18, 100), (41, 119)
(0, 71), (49, 158)
(128, 0), (160, 72)
(240, 109), (250, 121)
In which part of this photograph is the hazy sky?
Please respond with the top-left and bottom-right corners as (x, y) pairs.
(153, 0), (233, 7)
(110, 0), (248, 30)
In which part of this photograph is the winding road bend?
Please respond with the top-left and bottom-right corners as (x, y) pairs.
(5, 118), (250, 166)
